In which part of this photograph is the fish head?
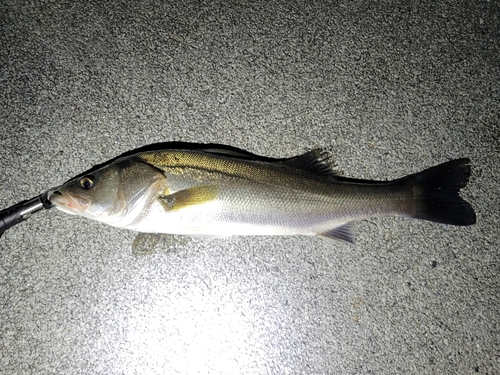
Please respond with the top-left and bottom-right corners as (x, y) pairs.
(50, 158), (166, 226)
(50, 163), (124, 222)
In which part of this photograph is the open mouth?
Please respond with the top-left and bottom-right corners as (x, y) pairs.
(47, 190), (62, 201)
(49, 190), (90, 213)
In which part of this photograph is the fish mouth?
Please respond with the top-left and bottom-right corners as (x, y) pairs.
(49, 190), (90, 214)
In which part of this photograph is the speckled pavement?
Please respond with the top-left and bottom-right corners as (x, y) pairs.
(1, 1), (498, 374)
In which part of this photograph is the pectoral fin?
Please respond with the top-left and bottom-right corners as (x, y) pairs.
(158, 185), (220, 211)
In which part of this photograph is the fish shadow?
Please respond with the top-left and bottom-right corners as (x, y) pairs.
(63, 142), (282, 183)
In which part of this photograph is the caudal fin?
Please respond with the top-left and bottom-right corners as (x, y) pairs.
(402, 158), (476, 226)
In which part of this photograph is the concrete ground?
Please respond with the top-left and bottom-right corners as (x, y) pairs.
(0, 1), (498, 374)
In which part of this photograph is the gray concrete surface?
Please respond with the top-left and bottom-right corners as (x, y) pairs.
(1, 0), (498, 374)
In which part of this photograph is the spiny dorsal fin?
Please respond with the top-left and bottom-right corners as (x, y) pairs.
(282, 149), (339, 177)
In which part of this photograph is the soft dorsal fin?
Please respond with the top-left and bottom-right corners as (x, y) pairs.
(282, 149), (339, 177)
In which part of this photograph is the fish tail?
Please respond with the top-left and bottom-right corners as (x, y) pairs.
(402, 158), (476, 226)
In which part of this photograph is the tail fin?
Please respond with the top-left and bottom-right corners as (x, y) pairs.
(402, 158), (476, 226)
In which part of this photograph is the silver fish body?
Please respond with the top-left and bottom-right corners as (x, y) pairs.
(50, 148), (475, 242)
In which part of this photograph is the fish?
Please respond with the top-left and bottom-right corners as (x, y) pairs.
(49, 147), (476, 243)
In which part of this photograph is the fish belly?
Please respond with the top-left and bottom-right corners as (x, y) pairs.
(124, 179), (407, 237)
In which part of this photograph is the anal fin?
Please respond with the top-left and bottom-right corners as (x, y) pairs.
(318, 222), (356, 243)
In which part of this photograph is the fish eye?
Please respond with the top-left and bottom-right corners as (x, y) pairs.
(80, 176), (95, 189)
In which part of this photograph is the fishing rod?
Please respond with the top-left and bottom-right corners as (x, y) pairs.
(0, 187), (59, 238)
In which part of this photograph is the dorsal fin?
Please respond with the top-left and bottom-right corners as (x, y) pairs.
(282, 149), (339, 177)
